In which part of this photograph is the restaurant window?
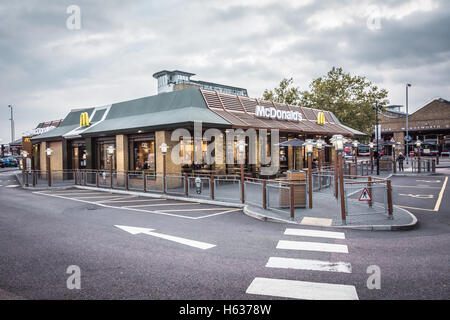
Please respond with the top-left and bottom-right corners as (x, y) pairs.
(97, 141), (116, 170)
(133, 140), (155, 171)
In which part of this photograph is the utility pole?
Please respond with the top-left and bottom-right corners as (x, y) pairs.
(406, 84), (411, 164)
(8, 105), (15, 144)
(374, 101), (380, 176)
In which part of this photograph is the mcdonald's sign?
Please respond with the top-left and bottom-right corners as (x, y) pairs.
(80, 112), (90, 127)
(317, 112), (326, 125)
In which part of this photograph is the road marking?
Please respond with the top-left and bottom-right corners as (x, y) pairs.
(160, 207), (234, 212)
(300, 217), (332, 227)
(392, 185), (440, 189)
(276, 240), (348, 253)
(246, 277), (358, 300)
(33, 191), (221, 220)
(115, 225), (216, 250)
(284, 228), (345, 240)
(5, 185), (19, 188)
(434, 176), (448, 212)
(266, 257), (352, 273)
(39, 190), (97, 194)
(45, 192), (114, 196)
(71, 195), (126, 199)
(123, 202), (200, 208)
(395, 205), (435, 212)
(416, 179), (441, 183)
(399, 194), (434, 199)
(97, 198), (165, 203)
(180, 208), (241, 219)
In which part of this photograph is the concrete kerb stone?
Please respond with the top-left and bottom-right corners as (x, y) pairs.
(242, 204), (418, 231)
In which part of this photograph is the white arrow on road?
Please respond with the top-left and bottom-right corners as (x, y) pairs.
(115, 225), (216, 250)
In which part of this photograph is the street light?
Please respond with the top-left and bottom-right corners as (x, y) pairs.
(159, 143), (169, 193)
(46, 148), (53, 187)
(236, 139), (247, 204)
(107, 145), (115, 188)
(373, 102), (381, 176)
(369, 142), (374, 173)
(304, 139), (315, 209)
(352, 140), (360, 164)
(21, 150), (29, 187)
(315, 139), (325, 171)
(331, 135), (346, 225)
(416, 140), (422, 173)
(406, 84), (412, 164)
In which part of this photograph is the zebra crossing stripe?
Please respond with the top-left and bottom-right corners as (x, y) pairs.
(266, 257), (352, 273)
(284, 228), (345, 239)
(276, 240), (348, 253)
(246, 277), (358, 300)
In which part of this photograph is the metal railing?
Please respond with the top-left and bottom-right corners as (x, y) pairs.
(20, 168), (395, 224)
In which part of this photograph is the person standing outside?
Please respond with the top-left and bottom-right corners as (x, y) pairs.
(397, 152), (405, 172)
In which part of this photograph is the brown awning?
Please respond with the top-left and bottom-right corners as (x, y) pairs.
(200, 89), (355, 136)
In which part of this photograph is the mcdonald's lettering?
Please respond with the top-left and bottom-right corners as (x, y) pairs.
(317, 112), (325, 125)
(80, 112), (90, 127)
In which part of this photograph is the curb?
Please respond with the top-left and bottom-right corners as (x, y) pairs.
(242, 205), (418, 231)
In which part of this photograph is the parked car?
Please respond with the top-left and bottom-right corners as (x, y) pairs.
(3, 157), (19, 167)
(0, 158), (5, 168)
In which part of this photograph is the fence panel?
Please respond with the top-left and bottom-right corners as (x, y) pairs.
(215, 177), (241, 203)
(187, 176), (211, 199)
(146, 174), (164, 193)
(244, 180), (263, 207)
(128, 172), (144, 191)
(166, 175), (186, 196)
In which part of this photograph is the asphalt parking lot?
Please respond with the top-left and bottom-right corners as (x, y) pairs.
(33, 188), (241, 220)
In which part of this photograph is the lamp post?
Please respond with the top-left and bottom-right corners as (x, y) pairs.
(406, 83), (411, 164)
(315, 139), (325, 171)
(159, 143), (169, 193)
(237, 140), (246, 204)
(107, 145), (115, 188)
(46, 148), (53, 187)
(369, 142), (374, 174)
(21, 150), (29, 187)
(304, 139), (315, 209)
(331, 135), (346, 225)
(352, 140), (359, 165)
(416, 140), (422, 173)
(373, 102), (381, 176)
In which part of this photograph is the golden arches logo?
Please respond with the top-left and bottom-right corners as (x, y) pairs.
(80, 112), (90, 127)
(24, 138), (31, 143)
(317, 112), (325, 125)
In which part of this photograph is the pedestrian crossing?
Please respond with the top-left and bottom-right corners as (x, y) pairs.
(245, 227), (358, 300)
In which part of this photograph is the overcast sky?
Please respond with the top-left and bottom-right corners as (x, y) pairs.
(0, 0), (449, 143)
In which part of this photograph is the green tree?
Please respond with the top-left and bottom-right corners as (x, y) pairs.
(262, 78), (301, 105)
(300, 67), (389, 136)
(262, 68), (389, 136)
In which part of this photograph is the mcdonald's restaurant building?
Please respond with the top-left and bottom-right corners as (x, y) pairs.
(31, 87), (364, 177)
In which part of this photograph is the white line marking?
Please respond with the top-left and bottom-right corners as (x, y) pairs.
(45, 192), (114, 196)
(5, 185), (19, 188)
(71, 195), (126, 199)
(434, 176), (448, 212)
(266, 257), (352, 273)
(160, 207), (234, 212)
(123, 202), (200, 208)
(246, 277), (358, 300)
(276, 240), (348, 253)
(284, 228), (345, 240)
(185, 208), (242, 219)
(115, 225), (216, 250)
(33, 192), (217, 220)
(97, 198), (164, 203)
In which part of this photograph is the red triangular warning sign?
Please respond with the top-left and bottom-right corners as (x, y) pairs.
(359, 187), (372, 201)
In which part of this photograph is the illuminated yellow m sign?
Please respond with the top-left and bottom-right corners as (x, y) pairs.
(317, 112), (325, 125)
(80, 112), (90, 127)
